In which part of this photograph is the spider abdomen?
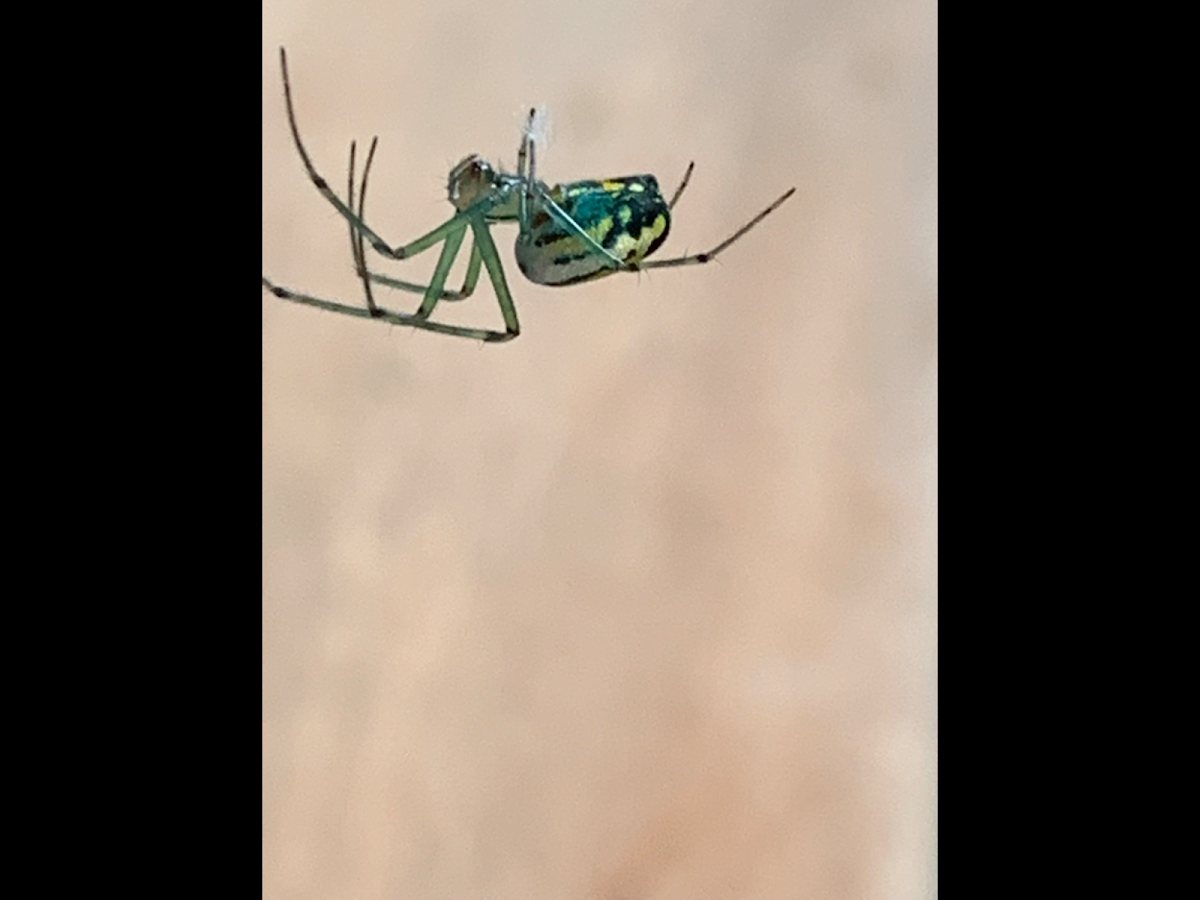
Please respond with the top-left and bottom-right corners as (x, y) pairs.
(516, 176), (671, 286)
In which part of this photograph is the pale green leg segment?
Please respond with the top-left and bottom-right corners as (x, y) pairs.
(262, 276), (515, 342)
(414, 220), (468, 318)
(470, 212), (520, 336)
(364, 243), (482, 302)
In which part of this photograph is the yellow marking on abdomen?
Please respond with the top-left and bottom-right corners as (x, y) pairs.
(611, 213), (669, 262)
(589, 216), (614, 243)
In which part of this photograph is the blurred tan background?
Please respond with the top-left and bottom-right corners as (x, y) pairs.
(262, 1), (937, 897)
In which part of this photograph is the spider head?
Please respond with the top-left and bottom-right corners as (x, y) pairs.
(448, 155), (503, 211)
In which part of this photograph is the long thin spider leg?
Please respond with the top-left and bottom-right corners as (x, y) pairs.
(518, 108), (535, 229)
(668, 162), (695, 210)
(413, 223), (468, 320)
(347, 138), (381, 316)
(469, 213), (520, 339)
(353, 135), (484, 305)
(632, 186), (796, 271)
(261, 277), (517, 342)
(517, 110), (531, 179)
(347, 139), (358, 267)
(363, 251), (484, 301)
(278, 47), (468, 263)
(279, 48), (397, 257)
(453, 243), (485, 301)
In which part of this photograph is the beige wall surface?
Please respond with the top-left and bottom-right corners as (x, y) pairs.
(262, 1), (937, 897)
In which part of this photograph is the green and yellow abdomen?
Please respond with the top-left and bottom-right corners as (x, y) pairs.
(515, 176), (671, 286)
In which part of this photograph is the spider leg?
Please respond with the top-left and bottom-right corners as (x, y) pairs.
(667, 162), (695, 210)
(518, 109), (533, 228)
(469, 212), (520, 339)
(349, 138), (483, 306)
(262, 276), (517, 342)
(347, 138), (380, 315)
(278, 46), (468, 263)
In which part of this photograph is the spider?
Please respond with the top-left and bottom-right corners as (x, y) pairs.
(262, 47), (795, 343)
